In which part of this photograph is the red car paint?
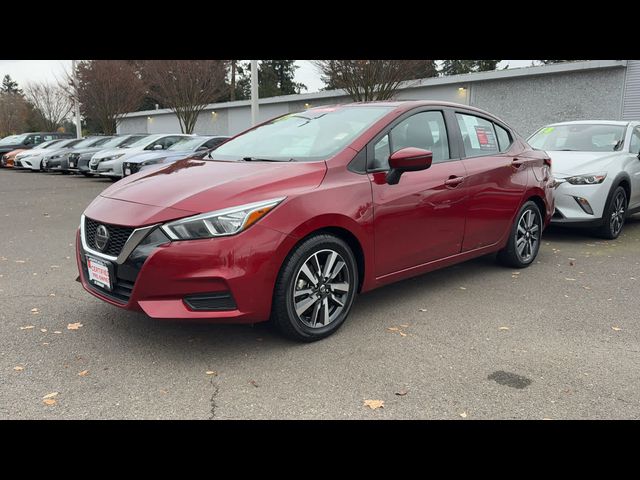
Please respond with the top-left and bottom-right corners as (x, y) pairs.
(77, 101), (553, 322)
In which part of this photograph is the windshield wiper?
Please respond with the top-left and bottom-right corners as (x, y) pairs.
(242, 157), (294, 162)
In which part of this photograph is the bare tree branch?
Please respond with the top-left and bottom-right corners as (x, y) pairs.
(24, 82), (72, 131)
(62, 60), (145, 134)
(313, 60), (437, 102)
(141, 60), (228, 134)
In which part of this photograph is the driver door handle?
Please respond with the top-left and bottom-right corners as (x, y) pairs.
(444, 175), (464, 188)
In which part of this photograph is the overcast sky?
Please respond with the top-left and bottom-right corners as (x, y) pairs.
(0, 60), (535, 94)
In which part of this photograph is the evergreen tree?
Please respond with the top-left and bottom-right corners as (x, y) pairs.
(1, 74), (22, 95)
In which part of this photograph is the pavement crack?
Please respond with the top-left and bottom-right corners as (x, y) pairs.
(208, 383), (220, 420)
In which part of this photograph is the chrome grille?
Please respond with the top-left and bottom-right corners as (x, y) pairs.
(84, 217), (135, 257)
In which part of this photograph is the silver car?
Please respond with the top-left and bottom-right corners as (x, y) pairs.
(68, 134), (148, 176)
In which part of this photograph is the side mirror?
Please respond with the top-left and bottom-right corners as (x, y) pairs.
(386, 147), (433, 185)
(152, 144), (164, 150)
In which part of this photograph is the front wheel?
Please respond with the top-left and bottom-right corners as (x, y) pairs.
(596, 186), (627, 240)
(272, 234), (358, 342)
(497, 201), (543, 268)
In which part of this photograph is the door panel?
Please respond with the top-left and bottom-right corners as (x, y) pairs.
(460, 155), (528, 250)
(371, 160), (468, 277)
(629, 127), (640, 208)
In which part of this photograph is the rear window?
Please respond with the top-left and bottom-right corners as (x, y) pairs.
(456, 113), (499, 156)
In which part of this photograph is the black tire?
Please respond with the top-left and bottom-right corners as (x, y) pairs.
(272, 234), (358, 342)
(497, 201), (543, 268)
(596, 186), (627, 240)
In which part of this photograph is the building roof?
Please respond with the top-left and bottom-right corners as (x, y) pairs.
(123, 60), (628, 119)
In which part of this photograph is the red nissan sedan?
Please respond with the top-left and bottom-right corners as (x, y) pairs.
(77, 101), (553, 341)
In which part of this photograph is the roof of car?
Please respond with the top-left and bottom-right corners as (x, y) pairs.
(546, 120), (636, 127)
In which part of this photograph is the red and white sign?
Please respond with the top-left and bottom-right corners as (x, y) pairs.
(87, 257), (111, 290)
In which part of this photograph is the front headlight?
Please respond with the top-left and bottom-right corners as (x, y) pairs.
(564, 173), (607, 185)
(103, 153), (126, 162)
(161, 197), (285, 240)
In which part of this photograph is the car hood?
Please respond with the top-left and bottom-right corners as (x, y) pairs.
(93, 147), (142, 160)
(46, 147), (75, 157)
(549, 151), (624, 176)
(124, 150), (189, 164)
(98, 158), (328, 215)
(74, 146), (107, 156)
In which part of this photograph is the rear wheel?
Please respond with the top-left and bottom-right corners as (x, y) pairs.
(272, 234), (358, 342)
(497, 201), (542, 268)
(596, 186), (627, 240)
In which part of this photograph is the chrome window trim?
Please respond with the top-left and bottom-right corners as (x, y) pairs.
(80, 214), (159, 264)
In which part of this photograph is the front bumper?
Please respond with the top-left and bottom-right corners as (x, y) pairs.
(550, 179), (610, 226)
(70, 157), (92, 173)
(76, 220), (292, 323)
(96, 159), (123, 177)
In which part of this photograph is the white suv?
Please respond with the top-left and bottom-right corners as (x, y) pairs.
(528, 120), (640, 239)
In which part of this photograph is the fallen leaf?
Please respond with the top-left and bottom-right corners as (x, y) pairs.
(42, 342), (49, 345)
(395, 389), (408, 396)
(612, 326), (622, 331)
(459, 287), (467, 290)
(67, 322), (83, 330)
(13, 366), (24, 371)
(30, 308), (39, 313)
(399, 332), (407, 337)
(49, 293), (56, 297)
(43, 399), (56, 406)
(78, 370), (89, 377)
(15, 260), (26, 263)
(205, 371), (217, 376)
(364, 400), (384, 410)
(387, 327), (399, 332)
(419, 308), (427, 312)
(565, 278), (576, 281)
(498, 326), (510, 331)
(53, 331), (62, 334)
(42, 392), (59, 399)
(249, 380), (259, 388)
(511, 271), (520, 275)
(460, 412), (468, 418)
(400, 324), (409, 328)
(40, 328), (47, 333)
(159, 389), (168, 394)
(50, 265), (60, 269)
(20, 325), (35, 330)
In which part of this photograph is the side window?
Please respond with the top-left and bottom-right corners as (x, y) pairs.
(630, 128), (640, 154)
(370, 111), (450, 170)
(32, 135), (43, 145)
(371, 134), (391, 170)
(456, 113), (499, 157)
(495, 124), (512, 152)
(204, 138), (226, 149)
(390, 111), (450, 163)
(44, 135), (54, 142)
(162, 136), (184, 149)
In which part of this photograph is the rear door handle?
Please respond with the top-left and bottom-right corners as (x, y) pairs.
(444, 175), (464, 188)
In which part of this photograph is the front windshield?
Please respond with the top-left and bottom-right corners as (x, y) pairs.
(73, 137), (109, 149)
(212, 106), (394, 161)
(40, 140), (62, 149)
(529, 124), (626, 152)
(0, 134), (27, 145)
(100, 135), (147, 149)
(167, 137), (207, 151)
(127, 135), (158, 148)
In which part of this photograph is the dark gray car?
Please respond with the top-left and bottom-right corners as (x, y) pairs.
(44, 136), (114, 173)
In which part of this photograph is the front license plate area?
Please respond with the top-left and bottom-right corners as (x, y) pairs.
(86, 256), (112, 291)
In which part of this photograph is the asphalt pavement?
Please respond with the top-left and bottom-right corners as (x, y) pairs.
(1, 168), (639, 419)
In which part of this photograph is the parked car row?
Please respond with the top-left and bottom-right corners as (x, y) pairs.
(1, 133), (230, 179)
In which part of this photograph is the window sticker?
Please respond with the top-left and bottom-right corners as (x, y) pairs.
(474, 125), (497, 150)
(541, 127), (555, 134)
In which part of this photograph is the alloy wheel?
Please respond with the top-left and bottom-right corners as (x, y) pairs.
(292, 249), (350, 329)
(609, 191), (625, 237)
(515, 209), (540, 263)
